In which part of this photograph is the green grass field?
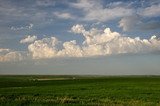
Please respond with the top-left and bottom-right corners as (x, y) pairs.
(0, 75), (160, 106)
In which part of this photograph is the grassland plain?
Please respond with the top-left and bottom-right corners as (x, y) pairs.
(0, 75), (160, 106)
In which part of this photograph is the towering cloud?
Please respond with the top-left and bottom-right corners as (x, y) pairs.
(1, 24), (160, 62)
(26, 24), (160, 59)
(28, 37), (60, 59)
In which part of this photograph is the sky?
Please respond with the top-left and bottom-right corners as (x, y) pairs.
(0, 0), (160, 75)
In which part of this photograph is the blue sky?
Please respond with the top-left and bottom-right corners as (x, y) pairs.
(0, 0), (160, 75)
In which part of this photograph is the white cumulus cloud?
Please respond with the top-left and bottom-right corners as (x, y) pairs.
(58, 40), (83, 57)
(71, 24), (160, 55)
(4, 24), (160, 61)
(28, 37), (60, 59)
(20, 35), (37, 44)
(0, 48), (25, 62)
(25, 24), (160, 59)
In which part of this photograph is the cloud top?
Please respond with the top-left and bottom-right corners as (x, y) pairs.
(20, 35), (37, 44)
(27, 25), (160, 59)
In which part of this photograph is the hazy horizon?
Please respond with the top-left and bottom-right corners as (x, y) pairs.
(1, 53), (160, 75)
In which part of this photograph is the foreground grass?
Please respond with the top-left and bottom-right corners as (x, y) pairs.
(0, 75), (160, 106)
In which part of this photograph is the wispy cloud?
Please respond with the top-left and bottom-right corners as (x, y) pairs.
(119, 16), (160, 31)
(69, 0), (160, 31)
(119, 16), (140, 31)
(138, 4), (160, 17)
(54, 12), (75, 20)
(70, 0), (134, 22)
(36, 0), (55, 7)
(11, 24), (33, 31)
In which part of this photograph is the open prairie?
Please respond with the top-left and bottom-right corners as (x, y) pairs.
(0, 75), (160, 106)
